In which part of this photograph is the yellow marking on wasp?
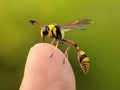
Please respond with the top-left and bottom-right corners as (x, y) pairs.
(48, 24), (57, 37)
(41, 29), (43, 38)
(80, 50), (85, 55)
(61, 30), (65, 39)
(80, 57), (90, 75)
(77, 47), (79, 50)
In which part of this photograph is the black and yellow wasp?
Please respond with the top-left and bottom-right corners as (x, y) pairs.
(30, 19), (94, 74)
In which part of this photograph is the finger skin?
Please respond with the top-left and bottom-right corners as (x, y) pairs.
(19, 43), (76, 90)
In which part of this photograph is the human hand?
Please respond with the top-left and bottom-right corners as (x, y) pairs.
(19, 43), (76, 90)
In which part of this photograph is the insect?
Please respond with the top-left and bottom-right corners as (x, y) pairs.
(30, 19), (94, 74)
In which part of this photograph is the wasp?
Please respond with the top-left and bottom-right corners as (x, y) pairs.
(30, 19), (94, 74)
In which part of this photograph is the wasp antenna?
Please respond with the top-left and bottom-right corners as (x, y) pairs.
(30, 19), (43, 29)
(30, 19), (36, 25)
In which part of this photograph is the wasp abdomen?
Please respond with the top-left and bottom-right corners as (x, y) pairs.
(78, 51), (90, 74)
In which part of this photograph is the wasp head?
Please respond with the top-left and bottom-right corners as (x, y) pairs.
(41, 26), (49, 37)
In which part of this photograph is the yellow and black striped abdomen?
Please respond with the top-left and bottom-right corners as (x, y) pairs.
(62, 39), (90, 74)
(78, 51), (90, 74)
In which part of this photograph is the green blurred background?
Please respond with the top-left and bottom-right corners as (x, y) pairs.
(0, 0), (120, 90)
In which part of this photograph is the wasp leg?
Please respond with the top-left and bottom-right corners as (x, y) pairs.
(61, 39), (90, 74)
(42, 36), (46, 42)
(64, 46), (70, 58)
(63, 46), (70, 64)
(51, 38), (56, 44)
(59, 40), (70, 64)
(50, 41), (59, 58)
(59, 40), (70, 58)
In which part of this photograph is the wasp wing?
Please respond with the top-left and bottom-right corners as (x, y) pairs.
(60, 19), (94, 32)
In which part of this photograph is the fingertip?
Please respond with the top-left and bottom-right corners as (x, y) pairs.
(20, 43), (76, 90)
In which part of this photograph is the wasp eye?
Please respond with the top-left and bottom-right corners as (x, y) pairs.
(44, 26), (49, 31)
(42, 26), (49, 35)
